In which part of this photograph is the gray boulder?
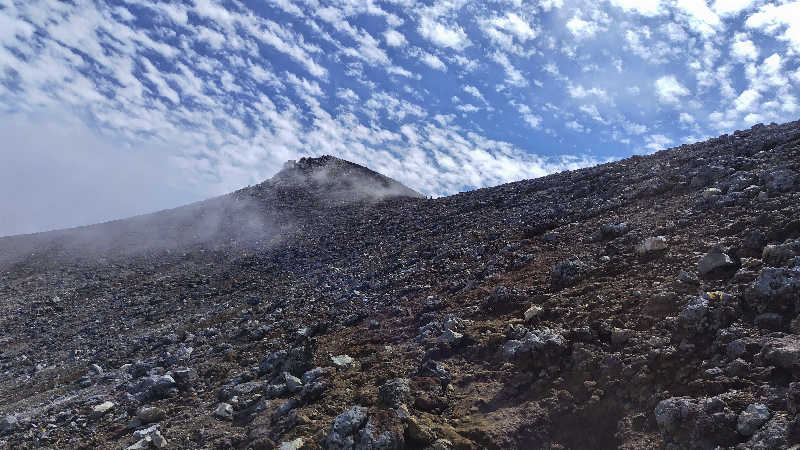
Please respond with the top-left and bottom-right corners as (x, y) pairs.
(379, 378), (411, 408)
(698, 245), (736, 275)
(503, 328), (568, 364)
(737, 403), (770, 436)
(746, 267), (800, 315)
(323, 406), (369, 449)
(551, 259), (587, 287)
(655, 397), (697, 432)
(759, 336), (800, 370)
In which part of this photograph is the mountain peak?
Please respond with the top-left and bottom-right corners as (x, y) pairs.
(267, 155), (424, 201)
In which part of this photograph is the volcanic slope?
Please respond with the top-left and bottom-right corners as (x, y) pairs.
(1, 121), (800, 449)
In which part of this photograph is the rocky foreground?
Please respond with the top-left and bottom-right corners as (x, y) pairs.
(1, 122), (800, 449)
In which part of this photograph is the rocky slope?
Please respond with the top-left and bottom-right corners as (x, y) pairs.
(1, 123), (800, 449)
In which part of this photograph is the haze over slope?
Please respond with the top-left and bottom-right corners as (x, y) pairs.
(1, 121), (800, 449)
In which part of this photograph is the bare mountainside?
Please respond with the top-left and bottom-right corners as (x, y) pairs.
(1, 121), (800, 450)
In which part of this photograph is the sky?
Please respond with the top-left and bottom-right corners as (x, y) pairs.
(1, 0), (800, 235)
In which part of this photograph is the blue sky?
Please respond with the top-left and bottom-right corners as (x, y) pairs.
(1, 0), (800, 234)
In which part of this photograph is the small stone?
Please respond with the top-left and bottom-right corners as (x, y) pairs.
(133, 424), (160, 440)
(737, 403), (771, 436)
(636, 236), (668, 255)
(150, 430), (168, 448)
(126, 439), (149, 450)
(214, 403), (233, 420)
(90, 363), (104, 375)
(431, 438), (454, 450)
(438, 329), (463, 344)
(136, 406), (165, 423)
(284, 373), (303, 393)
(524, 305), (543, 321)
(280, 438), (304, 450)
(703, 187), (722, 198)
(331, 355), (354, 369)
(91, 401), (115, 418)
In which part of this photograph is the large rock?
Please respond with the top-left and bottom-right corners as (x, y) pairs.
(762, 240), (800, 267)
(551, 259), (587, 287)
(130, 375), (177, 402)
(636, 236), (668, 255)
(759, 336), (800, 370)
(322, 406), (369, 449)
(746, 267), (800, 315)
(698, 245), (736, 276)
(678, 292), (736, 335)
(503, 328), (568, 365)
(260, 346), (313, 377)
(379, 378), (411, 408)
(737, 403), (771, 436)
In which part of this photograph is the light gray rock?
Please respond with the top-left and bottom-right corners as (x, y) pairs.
(504, 328), (567, 363)
(285, 372), (303, 393)
(698, 245), (736, 275)
(331, 355), (354, 369)
(91, 401), (115, 419)
(737, 403), (771, 436)
(280, 438), (304, 450)
(379, 378), (411, 408)
(551, 259), (587, 287)
(323, 406), (368, 449)
(636, 236), (668, 255)
(438, 329), (463, 344)
(214, 403), (233, 420)
(654, 397), (696, 432)
(136, 406), (165, 424)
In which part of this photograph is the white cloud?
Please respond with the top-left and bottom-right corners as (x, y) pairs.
(731, 32), (759, 62)
(746, 2), (800, 53)
(579, 104), (604, 122)
(679, 112), (695, 123)
(568, 84), (608, 100)
(645, 134), (672, 151)
(480, 12), (536, 53)
(463, 85), (486, 103)
(491, 52), (527, 87)
(623, 121), (648, 134)
(384, 29), (407, 47)
(418, 17), (470, 50)
(675, 0), (722, 36)
(565, 120), (588, 132)
(566, 15), (601, 40)
(608, 0), (665, 17)
(654, 75), (690, 104)
(456, 104), (480, 113)
(336, 88), (359, 102)
(421, 53), (446, 71)
(734, 89), (761, 112)
(712, 0), (757, 17)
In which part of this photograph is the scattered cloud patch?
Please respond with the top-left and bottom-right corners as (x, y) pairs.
(655, 75), (691, 104)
